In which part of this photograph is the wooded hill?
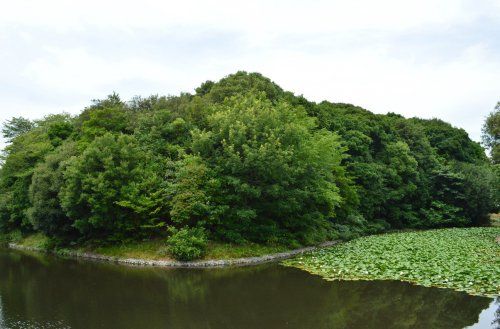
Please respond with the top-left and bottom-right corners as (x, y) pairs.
(1, 72), (498, 250)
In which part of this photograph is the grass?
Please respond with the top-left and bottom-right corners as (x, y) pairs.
(491, 213), (500, 227)
(18, 233), (50, 249)
(10, 235), (292, 261)
(205, 242), (290, 259)
(0, 230), (22, 245)
(1, 231), (48, 248)
(88, 240), (167, 260)
(283, 227), (500, 297)
(86, 240), (291, 260)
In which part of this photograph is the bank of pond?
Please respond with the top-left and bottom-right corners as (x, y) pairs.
(4, 227), (500, 296)
(1, 226), (498, 328)
(0, 247), (498, 329)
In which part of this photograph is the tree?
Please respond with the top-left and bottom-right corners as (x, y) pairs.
(2, 117), (35, 142)
(482, 102), (500, 164)
(28, 141), (78, 238)
(414, 118), (487, 163)
(59, 133), (168, 241)
(0, 124), (53, 231)
(0, 71), (496, 244)
(421, 165), (468, 227)
(75, 93), (132, 142)
(201, 71), (285, 104)
(169, 155), (212, 227)
(456, 163), (498, 225)
(189, 94), (346, 244)
(47, 121), (74, 147)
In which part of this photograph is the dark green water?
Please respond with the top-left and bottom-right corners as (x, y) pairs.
(0, 249), (497, 329)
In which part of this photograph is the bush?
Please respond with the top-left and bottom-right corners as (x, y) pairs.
(8, 230), (22, 243)
(0, 234), (9, 247)
(166, 227), (208, 261)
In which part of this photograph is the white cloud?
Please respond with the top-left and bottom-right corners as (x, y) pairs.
(1, 0), (499, 151)
(23, 47), (183, 94)
(1, 0), (494, 33)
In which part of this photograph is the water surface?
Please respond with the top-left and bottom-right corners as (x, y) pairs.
(0, 249), (497, 329)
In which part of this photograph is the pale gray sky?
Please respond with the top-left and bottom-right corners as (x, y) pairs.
(1, 0), (499, 150)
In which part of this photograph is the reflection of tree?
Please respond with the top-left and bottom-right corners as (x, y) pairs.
(493, 297), (500, 329)
(0, 295), (5, 328)
(0, 250), (494, 329)
(317, 280), (492, 329)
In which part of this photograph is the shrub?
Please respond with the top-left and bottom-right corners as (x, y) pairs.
(166, 227), (208, 261)
(0, 234), (9, 247)
(8, 230), (22, 243)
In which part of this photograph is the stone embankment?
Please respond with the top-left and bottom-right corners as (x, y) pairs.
(8, 241), (338, 268)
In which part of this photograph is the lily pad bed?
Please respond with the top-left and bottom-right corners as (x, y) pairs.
(283, 227), (500, 297)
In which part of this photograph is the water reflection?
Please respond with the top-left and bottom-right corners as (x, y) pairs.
(0, 249), (496, 329)
(465, 298), (499, 328)
(0, 296), (5, 328)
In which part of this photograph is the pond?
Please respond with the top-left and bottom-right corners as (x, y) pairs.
(0, 249), (497, 329)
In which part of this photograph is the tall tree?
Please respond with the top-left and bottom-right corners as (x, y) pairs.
(482, 102), (500, 164)
(2, 117), (35, 143)
(188, 94), (346, 244)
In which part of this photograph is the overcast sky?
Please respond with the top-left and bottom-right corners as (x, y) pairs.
(1, 0), (499, 150)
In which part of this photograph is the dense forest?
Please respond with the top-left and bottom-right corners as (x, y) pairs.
(0, 72), (498, 259)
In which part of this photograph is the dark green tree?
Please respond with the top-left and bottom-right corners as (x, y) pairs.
(59, 133), (168, 241)
(0, 120), (54, 231)
(28, 141), (78, 238)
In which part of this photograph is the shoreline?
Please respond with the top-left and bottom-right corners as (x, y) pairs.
(7, 240), (338, 268)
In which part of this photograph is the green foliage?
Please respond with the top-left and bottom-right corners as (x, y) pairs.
(312, 101), (495, 231)
(47, 120), (74, 147)
(0, 72), (497, 252)
(166, 226), (208, 261)
(169, 155), (211, 226)
(0, 121), (54, 231)
(284, 227), (500, 297)
(205, 242), (290, 259)
(482, 102), (500, 163)
(414, 118), (487, 163)
(16, 232), (51, 249)
(59, 133), (167, 242)
(199, 71), (284, 103)
(0, 234), (8, 247)
(2, 117), (35, 142)
(456, 162), (499, 225)
(7, 230), (22, 242)
(133, 96), (195, 158)
(190, 94), (345, 243)
(77, 93), (131, 142)
(28, 141), (78, 239)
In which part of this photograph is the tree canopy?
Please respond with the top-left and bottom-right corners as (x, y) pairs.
(0, 71), (497, 248)
(482, 102), (500, 164)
